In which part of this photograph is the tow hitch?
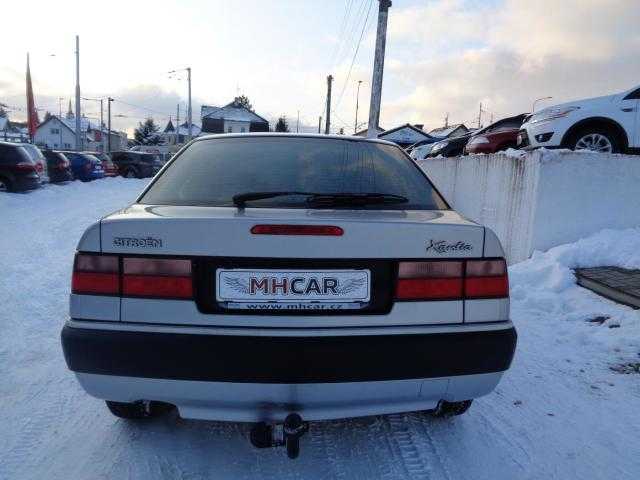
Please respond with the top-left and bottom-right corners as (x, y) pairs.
(250, 413), (309, 459)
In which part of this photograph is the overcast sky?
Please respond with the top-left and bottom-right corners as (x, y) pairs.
(1, 0), (638, 136)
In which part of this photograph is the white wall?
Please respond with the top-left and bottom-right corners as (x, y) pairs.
(34, 118), (75, 149)
(223, 120), (250, 133)
(419, 150), (640, 263)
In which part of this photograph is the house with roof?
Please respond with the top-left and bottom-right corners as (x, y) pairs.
(34, 105), (127, 151)
(354, 125), (386, 138)
(377, 124), (437, 148)
(200, 98), (269, 134)
(0, 117), (30, 143)
(355, 123), (436, 149)
(428, 123), (469, 139)
(160, 119), (202, 144)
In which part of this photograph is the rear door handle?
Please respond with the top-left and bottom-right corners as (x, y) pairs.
(621, 107), (635, 112)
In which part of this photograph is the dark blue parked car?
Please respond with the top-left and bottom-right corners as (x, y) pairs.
(62, 152), (104, 181)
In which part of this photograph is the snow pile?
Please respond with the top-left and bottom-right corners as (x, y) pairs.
(510, 228), (640, 361)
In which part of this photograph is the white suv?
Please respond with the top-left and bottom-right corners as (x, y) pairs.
(518, 84), (640, 153)
(61, 134), (516, 456)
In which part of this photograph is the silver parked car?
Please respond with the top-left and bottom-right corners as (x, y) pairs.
(62, 134), (516, 457)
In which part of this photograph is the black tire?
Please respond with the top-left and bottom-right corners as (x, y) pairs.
(430, 400), (473, 418)
(105, 400), (173, 419)
(123, 168), (139, 179)
(0, 177), (13, 193)
(566, 125), (621, 153)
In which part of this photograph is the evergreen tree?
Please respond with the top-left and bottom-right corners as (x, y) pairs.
(234, 95), (253, 111)
(134, 118), (161, 145)
(43, 111), (53, 122)
(0, 106), (7, 118)
(275, 116), (289, 132)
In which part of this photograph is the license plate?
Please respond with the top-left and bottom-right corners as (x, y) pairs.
(216, 269), (370, 309)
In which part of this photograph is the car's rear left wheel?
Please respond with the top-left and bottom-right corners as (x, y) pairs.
(105, 400), (173, 419)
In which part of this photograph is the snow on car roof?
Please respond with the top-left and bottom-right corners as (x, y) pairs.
(195, 132), (399, 146)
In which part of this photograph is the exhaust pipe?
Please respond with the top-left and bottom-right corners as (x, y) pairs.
(249, 412), (309, 459)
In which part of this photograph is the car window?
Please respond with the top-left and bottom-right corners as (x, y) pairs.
(1, 146), (31, 164)
(140, 137), (449, 210)
(623, 88), (640, 100)
(20, 145), (45, 161)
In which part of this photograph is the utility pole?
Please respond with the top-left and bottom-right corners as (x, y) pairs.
(99, 99), (104, 152)
(444, 112), (449, 128)
(176, 103), (180, 145)
(354, 80), (363, 134)
(367, 0), (392, 138)
(325, 75), (333, 134)
(107, 97), (113, 153)
(74, 35), (81, 151)
(318, 116), (322, 134)
(296, 110), (300, 133)
(477, 102), (483, 129)
(58, 97), (63, 147)
(187, 67), (192, 142)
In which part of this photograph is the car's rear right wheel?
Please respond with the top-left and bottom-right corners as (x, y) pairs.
(124, 168), (138, 179)
(105, 400), (173, 419)
(430, 399), (473, 418)
(0, 177), (11, 192)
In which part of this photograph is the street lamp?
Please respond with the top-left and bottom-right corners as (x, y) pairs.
(532, 96), (553, 112)
(354, 80), (364, 134)
(168, 67), (192, 141)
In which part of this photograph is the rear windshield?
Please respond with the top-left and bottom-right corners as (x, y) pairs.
(139, 137), (448, 210)
(20, 145), (45, 161)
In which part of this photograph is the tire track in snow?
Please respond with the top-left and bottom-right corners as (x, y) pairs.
(384, 414), (433, 479)
(408, 413), (456, 480)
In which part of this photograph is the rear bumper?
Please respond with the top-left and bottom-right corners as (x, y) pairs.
(49, 171), (73, 183)
(75, 371), (505, 422)
(13, 176), (41, 191)
(62, 323), (516, 421)
(62, 324), (516, 383)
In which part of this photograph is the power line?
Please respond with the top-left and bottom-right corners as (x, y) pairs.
(334, 0), (374, 111)
(335, 0), (369, 68)
(111, 98), (173, 117)
(329, 0), (356, 68)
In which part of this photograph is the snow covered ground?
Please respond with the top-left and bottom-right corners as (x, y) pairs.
(1, 178), (639, 479)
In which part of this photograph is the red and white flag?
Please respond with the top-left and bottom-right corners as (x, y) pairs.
(26, 53), (39, 139)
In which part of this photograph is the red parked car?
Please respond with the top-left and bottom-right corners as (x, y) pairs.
(88, 152), (118, 177)
(464, 114), (529, 155)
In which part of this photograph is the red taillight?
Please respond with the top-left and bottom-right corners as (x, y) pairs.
(72, 254), (120, 295)
(72, 254), (193, 299)
(122, 258), (193, 299)
(465, 260), (509, 298)
(395, 259), (508, 301)
(14, 161), (36, 171)
(396, 261), (463, 300)
(251, 224), (344, 236)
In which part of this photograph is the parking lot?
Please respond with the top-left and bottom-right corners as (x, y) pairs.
(1, 178), (638, 479)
